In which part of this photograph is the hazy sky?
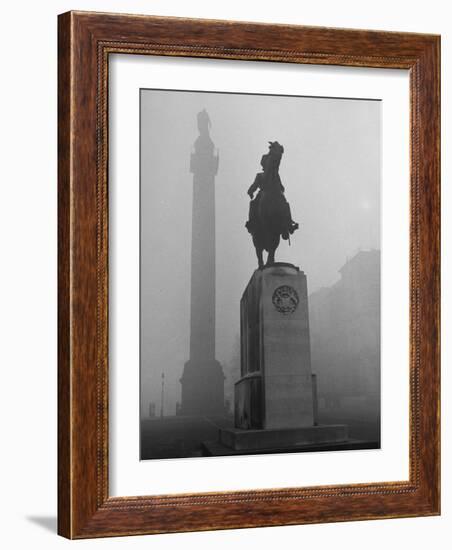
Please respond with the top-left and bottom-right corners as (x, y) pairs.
(140, 89), (380, 416)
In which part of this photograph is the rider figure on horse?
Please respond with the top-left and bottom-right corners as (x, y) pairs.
(246, 141), (299, 241)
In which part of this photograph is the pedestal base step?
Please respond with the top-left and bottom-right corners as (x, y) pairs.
(219, 424), (348, 451)
(202, 437), (378, 457)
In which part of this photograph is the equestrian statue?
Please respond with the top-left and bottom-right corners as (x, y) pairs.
(246, 141), (299, 268)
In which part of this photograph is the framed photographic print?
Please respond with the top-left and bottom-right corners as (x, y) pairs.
(58, 11), (440, 538)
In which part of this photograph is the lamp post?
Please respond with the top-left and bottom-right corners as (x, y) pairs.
(160, 372), (165, 418)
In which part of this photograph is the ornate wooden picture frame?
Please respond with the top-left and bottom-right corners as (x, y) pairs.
(58, 11), (440, 539)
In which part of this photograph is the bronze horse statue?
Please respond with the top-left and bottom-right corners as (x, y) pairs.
(246, 142), (298, 268)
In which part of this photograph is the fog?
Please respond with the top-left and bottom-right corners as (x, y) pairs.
(140, 89), (380, 418)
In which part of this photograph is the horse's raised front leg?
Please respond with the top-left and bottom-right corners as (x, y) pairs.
(266, 249), (275, 266)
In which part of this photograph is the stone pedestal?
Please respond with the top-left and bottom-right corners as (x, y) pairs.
(221, 263), (347, 451)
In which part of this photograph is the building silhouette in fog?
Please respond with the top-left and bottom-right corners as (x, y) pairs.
(179, 110), (225, 415)
(309, 250), (380, 436)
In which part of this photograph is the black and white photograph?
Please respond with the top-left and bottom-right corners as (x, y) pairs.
(140, 89), (381, 460)
(1, 0), (445, 546)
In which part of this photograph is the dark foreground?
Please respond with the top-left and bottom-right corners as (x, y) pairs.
(140, 414), (380, 460)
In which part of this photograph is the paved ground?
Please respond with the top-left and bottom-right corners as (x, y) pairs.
(318, 411), (380, 445)
(140, 413), (379, 460)
(140, 415), (234, 459)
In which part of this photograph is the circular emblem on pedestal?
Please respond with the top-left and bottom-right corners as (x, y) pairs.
(272, 285), (299, 314)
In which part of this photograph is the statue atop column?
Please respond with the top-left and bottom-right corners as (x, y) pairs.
(245, 141), (299, 268)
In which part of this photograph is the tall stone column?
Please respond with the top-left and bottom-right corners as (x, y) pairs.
(180, 109), (225, 416)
